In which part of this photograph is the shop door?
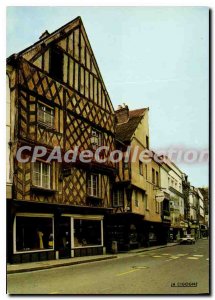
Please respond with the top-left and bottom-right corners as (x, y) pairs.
(59, 217), (71, 259)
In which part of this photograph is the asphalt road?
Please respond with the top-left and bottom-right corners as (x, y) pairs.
(7, 239), (209, 295)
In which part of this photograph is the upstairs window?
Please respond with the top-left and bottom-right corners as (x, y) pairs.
(146, 135), (149, 149)
(90, 128), (103, 149)
(49, 47), (63, 82)
(123, 160), (129, 170)
(145, 164), (148, 179)
(87, 174), (100, 197)
(38, 103), (54, 128)
(32, 161), (51, 189)
(155, 199), (160, 213)
(156, 171), (159, 186)
(152, 168), (155, 184)
(134, 190), (139, 207)
(113, 189), (123, 207)
(139, 161), (143, 176)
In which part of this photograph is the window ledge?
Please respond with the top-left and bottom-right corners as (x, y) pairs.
(86, 194), (103, 201)
(31, 185), (57, 193)
(37, 122), (55, 131)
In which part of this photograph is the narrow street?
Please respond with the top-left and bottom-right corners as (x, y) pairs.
(7, 239), (209, 295)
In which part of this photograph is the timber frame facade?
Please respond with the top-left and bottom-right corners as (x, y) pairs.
(7, 17), (116, 263)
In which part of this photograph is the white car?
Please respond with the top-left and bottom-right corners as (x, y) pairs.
(179, 234), (195, 244)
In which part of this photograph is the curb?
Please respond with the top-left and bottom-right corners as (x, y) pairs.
(129, 243), (180, 254)
(7, 243), (180, 274)
(7, 255), (117, 274)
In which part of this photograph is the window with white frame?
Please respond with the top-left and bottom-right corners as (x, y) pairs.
(90, 128), (103, 148)
(87, 174), (99, 197)
(156, 200), (160, 213)
(15, 214), (54, 252)
(32, 161), (51, 189)
(113, 189), (123, 207)
(73, 218), (102, 247)
(38, 103), (54, 128)
(134, 190), (139, 207)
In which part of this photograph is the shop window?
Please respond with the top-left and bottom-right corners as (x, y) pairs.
(87, 174), (100, 197)
(15, 215), (54, 252)
(113, 189), (123, 207)
(73, 219), (102, 247)
(32, 161), (51, 189)
(38, 103), (54, 128)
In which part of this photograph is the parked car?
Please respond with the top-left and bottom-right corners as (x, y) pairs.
(179, 234), (195, 244)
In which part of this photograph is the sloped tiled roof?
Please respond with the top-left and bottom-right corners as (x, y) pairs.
(129, 108), (147, 118)
(116, 108), (147, 142)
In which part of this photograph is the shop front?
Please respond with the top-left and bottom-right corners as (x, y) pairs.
(105, 213), (143, 252)
(7, 200), (107, 264)
(60, 215), (104, 257)
(189, 223), (200, 240)
(10, 211), (56, 264)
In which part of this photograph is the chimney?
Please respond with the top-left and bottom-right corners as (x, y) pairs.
(115, 104), (129, 124)
(39, 30), (50, 40)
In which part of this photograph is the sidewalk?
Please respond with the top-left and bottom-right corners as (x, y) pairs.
(7, 242), (179, 274)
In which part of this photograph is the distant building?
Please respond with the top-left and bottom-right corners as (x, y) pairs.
(199, 187), (209, 229)
(165, 160), (185, 241)
(188, 186), (200, 239)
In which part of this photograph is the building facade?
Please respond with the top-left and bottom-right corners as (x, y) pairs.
(165, 159), (186, 241)
(188, 186), (200, 239)
(7, 17), (116, 263)
(106, 105), (169, 251)
(197, 189), (206, 238)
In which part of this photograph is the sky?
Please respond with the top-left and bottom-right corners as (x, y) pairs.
(6, 6), (209, 187)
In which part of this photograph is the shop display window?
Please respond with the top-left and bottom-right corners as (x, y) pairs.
(15, 215), (54, 252)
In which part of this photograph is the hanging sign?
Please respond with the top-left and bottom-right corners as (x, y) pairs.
(155, 190), (165, 203)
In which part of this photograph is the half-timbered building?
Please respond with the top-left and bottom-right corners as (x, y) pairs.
(7, 17), (116, 263)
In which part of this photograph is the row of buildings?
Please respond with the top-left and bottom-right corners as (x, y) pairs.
(6, 17), (209, 264)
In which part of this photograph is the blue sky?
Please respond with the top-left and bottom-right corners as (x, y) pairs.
(7, 6), (209, 187)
